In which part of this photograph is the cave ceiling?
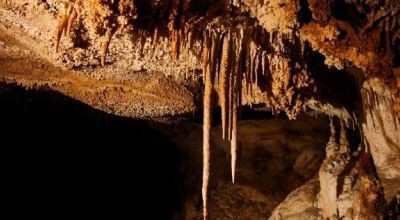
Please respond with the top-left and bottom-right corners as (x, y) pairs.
(0, 0), (399, 219)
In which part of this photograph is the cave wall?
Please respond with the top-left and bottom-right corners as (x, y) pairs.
(362, 78), (400, 201)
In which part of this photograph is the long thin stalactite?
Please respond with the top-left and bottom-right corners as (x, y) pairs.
(219, 32), (231, 140)
(202, 30), (216, 220)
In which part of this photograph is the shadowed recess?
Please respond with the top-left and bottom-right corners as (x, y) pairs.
(1, 82), (183, 219)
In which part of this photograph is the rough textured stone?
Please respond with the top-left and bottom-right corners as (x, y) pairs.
(1, 1), (399, 219)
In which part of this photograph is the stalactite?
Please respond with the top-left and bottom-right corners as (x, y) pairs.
(100, 28), (115, 66)
(214, 33), (223, 83)
(150, 27), (159, 58)
(231, 78), (238, 183)
(245, 43), (251, 97)
(262, 51), (269, 81)
(168, 0), (186, 59)
(186, 29), (193, 54)
(255, 51), (259, 86)
(209, 30), (219, 83)
(227, 54), (234, 141)
(237, 29), (244, 110)
(137, 30), (147, 56)
(339, 120), (349, 154)
(202, 30), (216, 220)
(171, 29), (181, 59)
(202, 31), (210, 83)
(66, 9), (77, 38)
(65, 0), (83, 38)
(230, 32), (241, 184)
(54, 1), (73, 52)
(178, 0), (191, 59)
(219, 32), (231, 140)
(249, 41), (256, 98)
(54, 0), (141, 65)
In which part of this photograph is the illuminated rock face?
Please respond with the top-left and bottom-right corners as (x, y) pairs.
(0, 0), (399, 219)
(362, 79), (400, 201)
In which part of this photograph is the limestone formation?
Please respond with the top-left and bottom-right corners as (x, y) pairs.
(0, 0), (399, 219)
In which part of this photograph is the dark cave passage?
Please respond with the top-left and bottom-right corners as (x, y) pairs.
(0, 82), (335, 219)
(0, 82), (182, 219)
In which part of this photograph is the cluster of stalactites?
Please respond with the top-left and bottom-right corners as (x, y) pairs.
(54, 0), (198, 66)
(200, 24), (250, 219)
(199, 20), (312, 218)
(201, 28), (241, 220)
(54, 0), (139, 66)
(361, 87), (399, 130)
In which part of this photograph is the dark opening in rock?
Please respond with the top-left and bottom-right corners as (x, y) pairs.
(0, 82), (183, 219)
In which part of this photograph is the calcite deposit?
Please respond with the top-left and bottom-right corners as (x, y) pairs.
(0, 0), (399, 219)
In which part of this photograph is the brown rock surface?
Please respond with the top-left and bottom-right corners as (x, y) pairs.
(1, 0), (399, 219)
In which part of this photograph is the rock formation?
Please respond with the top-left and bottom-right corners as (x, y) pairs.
(0, 0), (399, 219)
